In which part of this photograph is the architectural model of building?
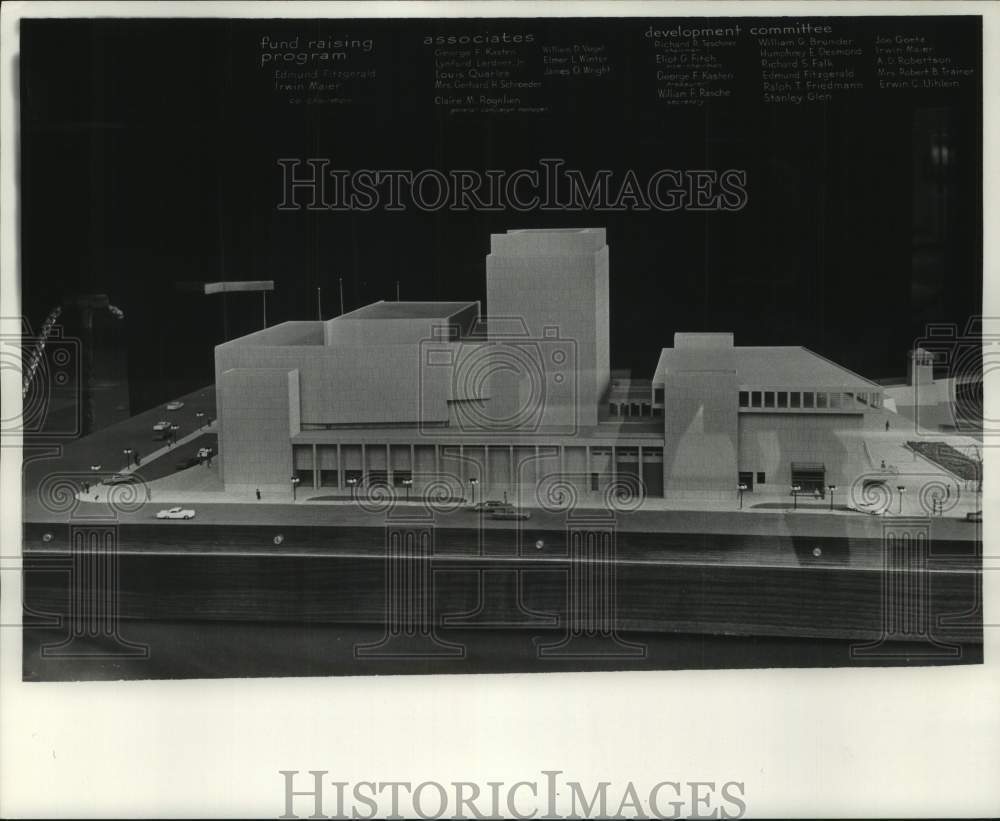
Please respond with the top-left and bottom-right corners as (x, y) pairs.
(214, 228), (885, 501)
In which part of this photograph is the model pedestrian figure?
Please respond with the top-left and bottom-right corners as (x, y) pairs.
(256, 488), (261, 500)
(885, 419), (890, 432)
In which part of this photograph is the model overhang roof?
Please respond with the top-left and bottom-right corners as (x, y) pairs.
(654, 345), (881, 389)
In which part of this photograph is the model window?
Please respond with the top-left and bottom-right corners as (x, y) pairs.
(803, 392), (814, 408)
(739, 391), (749, 408)
(653, 407), (663, 417)
(777, 391), (788, 408)
(790, 392), (801, 408)
(751, 391), (762, 408)
(817, 392), (828, 408)
(756, 472), (765, 484)
(830, 392), (841, 408)
(654, 387), (664, 404)
(764, 391), (775, 408)
(610, 403), (618, 416)
(590, 473), (599, 491)
(642, 403), (651, 416)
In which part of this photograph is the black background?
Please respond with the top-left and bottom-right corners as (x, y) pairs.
(19, 17), (982, 415)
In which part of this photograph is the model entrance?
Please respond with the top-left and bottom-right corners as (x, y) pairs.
(791, 462), (826, 495)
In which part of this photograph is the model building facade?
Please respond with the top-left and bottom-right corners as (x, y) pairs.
(215, 228), (886, 500)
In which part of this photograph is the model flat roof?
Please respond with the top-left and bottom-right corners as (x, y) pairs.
(219, 321), (325, 347)
(177, 280), (274, 294)
(337, 301), (477, 320)
(655, 345), (880, 389)
(489, 227), (607, 255)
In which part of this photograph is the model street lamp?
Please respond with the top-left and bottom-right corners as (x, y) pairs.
(828, 484), (837, 511)
(347, 476), (358, 499)
(195, 411), (205, 427)
(897, 485), (906, 514)
(792, 484), (802, 510)
(469, 477), (479, 507)
(291, 475), (301, 501)
(123, 447), (133, 469)
(738, 483), (748, 509)
(402, 477), (413, 501)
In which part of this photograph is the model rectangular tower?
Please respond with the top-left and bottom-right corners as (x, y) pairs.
(486, 228), (610, 428)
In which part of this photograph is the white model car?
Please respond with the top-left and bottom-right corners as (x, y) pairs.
(489, 506), (531, 521)
(152, 420), (171, 431)
(101, 473), (131, 486)
(197, 447), (214, 459)
(156, 506), (195, 520)
(166, 401), (185, 411)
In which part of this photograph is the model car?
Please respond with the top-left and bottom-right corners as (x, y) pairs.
(100, 473), (132, 486)
(152, 420), (171, 431)
(197, 446), (214, 459)
(848, 501), (885, 516)
(156, 507), (195, 520)
(467, 500), (508, 512)
(166, 401), (185, 411)
(489, 506), (531, 521)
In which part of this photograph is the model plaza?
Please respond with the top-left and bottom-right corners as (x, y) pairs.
(215, 228), (886, 503)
